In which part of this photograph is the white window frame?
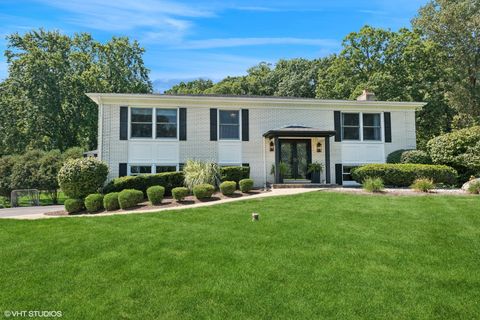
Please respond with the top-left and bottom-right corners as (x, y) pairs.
(128, 163), (180, 176)
(129, 107), (179, 141)
(218, 109), (242, 141)
(341, 112), (383, 143)
(341, 113), (361, 141)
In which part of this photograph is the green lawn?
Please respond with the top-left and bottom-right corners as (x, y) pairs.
(1, 192), (479, 319)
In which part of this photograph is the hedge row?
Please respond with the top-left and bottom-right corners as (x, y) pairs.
(220, 166), (250, 184)
(351, 164), (458, 187)
(103, 172), (184, 196)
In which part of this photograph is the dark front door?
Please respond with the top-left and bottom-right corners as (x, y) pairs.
(279, 139), (311, 180)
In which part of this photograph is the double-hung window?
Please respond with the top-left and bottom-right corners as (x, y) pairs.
(156, 109), (177, 138)
(363, 113), (381, 141)
(342, 113), (360, 140)
(131, 108), (153, 138)
(130, 165), (152, 176)
(219, 110), (240, 140)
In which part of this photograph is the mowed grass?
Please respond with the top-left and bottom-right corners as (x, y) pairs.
(1, 192), (479, 319)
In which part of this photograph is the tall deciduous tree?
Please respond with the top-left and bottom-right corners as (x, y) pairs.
(413, 0), (480, 127)
(0, 29), (152, 155)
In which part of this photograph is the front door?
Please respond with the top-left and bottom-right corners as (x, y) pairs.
(279, 139), (311, 180)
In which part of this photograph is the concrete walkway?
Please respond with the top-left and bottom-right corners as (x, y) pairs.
(0, 188), (321, 220)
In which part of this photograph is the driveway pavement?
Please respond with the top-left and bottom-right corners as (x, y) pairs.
(0, 205), (64, 219)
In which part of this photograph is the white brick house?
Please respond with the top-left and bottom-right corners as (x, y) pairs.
(87, 92), (424, 186)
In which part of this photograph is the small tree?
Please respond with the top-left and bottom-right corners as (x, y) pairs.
(10, 150), (44, 191)
(0, 155), (18, 198)
(38, 150), (63, 203)
(58, 158), (109, 199)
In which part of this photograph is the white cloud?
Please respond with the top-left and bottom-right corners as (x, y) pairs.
(176, 37), (340, 49)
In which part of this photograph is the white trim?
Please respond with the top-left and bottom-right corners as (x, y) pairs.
(218, 109), (241, 141)
(128, 106), (179, 141)
(341, 111), (383, 143)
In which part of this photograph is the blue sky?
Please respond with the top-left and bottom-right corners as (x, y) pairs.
(0, 0), (428, 92)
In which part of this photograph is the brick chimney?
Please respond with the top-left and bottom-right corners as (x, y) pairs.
(356, 90), (376, 101)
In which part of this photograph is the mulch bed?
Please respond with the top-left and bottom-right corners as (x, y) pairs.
(45, 189), (265, 217)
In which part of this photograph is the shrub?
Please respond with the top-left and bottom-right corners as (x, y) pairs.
(220, 181), (236, 195)
(387, 149), (411, 163)
(172, 187), (189, 201)
(411, 178), (435, 192)
(10, 150), (44, 191)
(64, 198), (84, 214)
(183, 160), (219, 190)
(84, 193), (104, 213)
(147, 186), (165, 205)
(467, 181), (480, 194)
(219, 166), (250, 185)
(118, 189), (144, 209)
(103, 172), (183, 196)
(400, 150), (432, 164)
(0, 155), (17, 198)
(239, 178), (254, 192)
(352, 164), (457, 187)
(103, 192), (120, 211)
(362, 177), (384, 193)
(427, 126), (480, 182)
(58, 158), (108, 199)
(193, 184), (215, 199)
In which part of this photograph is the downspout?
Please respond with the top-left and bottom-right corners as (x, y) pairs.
(262, 137), (267, 190)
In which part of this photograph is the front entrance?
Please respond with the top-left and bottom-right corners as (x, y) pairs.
(279, 139), (312, 180)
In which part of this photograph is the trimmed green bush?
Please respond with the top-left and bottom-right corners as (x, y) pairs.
(467, 181), (480, 194)
(387, 149), (411, 163)
(220, 181), (236, 195)
(103, 172), (183, 196)
(103, 192), (120, 211)
(239, 179), (254, 192)
(362, 177), (384, 193)
(84, 193), (104, 213)
(220, 166), (250, 185)
(172, 187), (189, 201)
(401, 150), (432, 164)
(193, 184), (215, 199)
(411, 178), (435, 192)
(147, 186), (165, 205)
(58, 157), (109, 199)
(64, 198), (84, 214)
(352, 164), (457, 187)
(118, 189), (144, 209)
(427, 126), (480, 182)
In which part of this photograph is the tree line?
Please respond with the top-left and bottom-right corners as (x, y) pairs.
(166, 0), (479, 149)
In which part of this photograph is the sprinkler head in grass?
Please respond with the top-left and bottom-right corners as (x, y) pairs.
(252, 213), (259, 221)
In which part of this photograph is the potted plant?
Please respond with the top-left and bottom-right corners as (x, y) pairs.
(307, 162), (324, 183)
(270, 162), (289, 183)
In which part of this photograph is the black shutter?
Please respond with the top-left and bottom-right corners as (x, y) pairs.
(210, 108), (217, 141)
(384, 112), (392, 143)
(241, 109), (249, 141)
(335, 163), (343, 185)
(334, 111), (341, 142)
(179, 108), (187, 141)
(120, 106), (128, 140)
(119, 163), (127, 177)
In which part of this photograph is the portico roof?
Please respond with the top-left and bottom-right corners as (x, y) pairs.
(263, 126), (336, 139)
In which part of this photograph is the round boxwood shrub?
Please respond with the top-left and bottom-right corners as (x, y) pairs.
(351, 164), (457, 187)
(400, 150), (432, 164)
(193, 184), (215, 199)
(147, 186), (165, 205)
(84, 193), (104, 213)
(220, 181), (236, 195)
(64, 198), (84, 214)
(172, 187), (189, 201)
(103, 192), (120, 211)
(239, 178), (254, 193)
(58, 158), (108, 199)
(118, 189), (144, 210)
(386, 149), (411, 163)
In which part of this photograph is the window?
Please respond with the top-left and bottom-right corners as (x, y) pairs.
(363, 113), (381, 141)
(219, 110), (240, 140)
(156, 109), (177, 138)
(155, 165), (177, 173)
(131, 108), (153, 138)
(130, 165), (152, 176)
(342, 166), (358, 182)
(342, 113), (360, 140)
